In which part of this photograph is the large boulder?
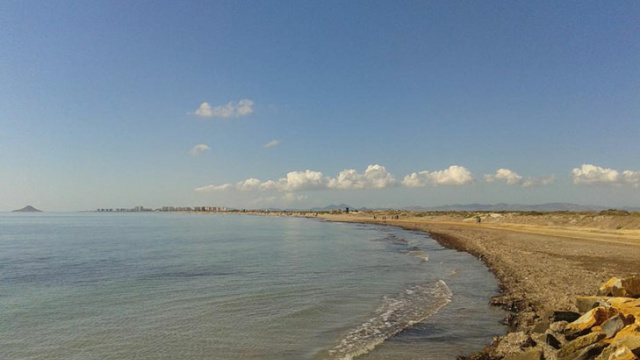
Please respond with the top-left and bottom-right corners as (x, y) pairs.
(620, 277), (640, 298)
(596, 332), (640, 359)
(558, 331), (606, 358)
(606, 346), (637, 360)
(562, 342), (608, 360)
(566, 307), (618, 333)
(576, 296), (613, 314)
(602, 314), (633, 339)
(598, 277), (640, 298)
(597, 345), (637, 360)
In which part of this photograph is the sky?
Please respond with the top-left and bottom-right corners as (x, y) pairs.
(1, 1), (639, 211)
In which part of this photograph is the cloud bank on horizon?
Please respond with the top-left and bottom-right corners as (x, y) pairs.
(196, 163), (640, 194)
(196, 164), (401, 193)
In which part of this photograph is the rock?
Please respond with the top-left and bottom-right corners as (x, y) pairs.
(576, 296), (612, 314)
(602, 314), (631, 339)
(502, 313), (518, 327)
(606, 298), (640, 320)
(550, 321), (569, 333)
(533, 320), (551, 334)
(546, 333), (563, 349)
(495, 332), (536, 357)
(597, 345), (638, 360)
(596, 334), (640, 360)
(539, 343), (561, 360)
(504, 348), (543, 360)
(598, 277), (640, 298)
(610, 325), (640, 344)
(616, 335), (640, 352)
(558, 331), (606, 358)
(561, 342), (608, 360)
(565, 329), (592, 342)
(553, 311), (582, 323)
(607, 346), (637, 360)
(490, 296), (528, 312)
(621, 277), (640, 298)
(566, 307), (618, 333)
(599, 278), (625, 297)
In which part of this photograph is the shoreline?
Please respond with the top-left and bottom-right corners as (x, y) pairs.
(311, 212), (640, 359)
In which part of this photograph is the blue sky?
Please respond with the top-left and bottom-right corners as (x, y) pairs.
(1, 1), (639, 211)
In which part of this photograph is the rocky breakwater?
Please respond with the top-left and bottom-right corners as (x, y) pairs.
(487, 277), (640, 360)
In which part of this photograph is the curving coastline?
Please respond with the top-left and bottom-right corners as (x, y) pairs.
(312, 212), (640, 359)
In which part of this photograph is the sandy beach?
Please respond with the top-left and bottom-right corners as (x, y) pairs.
(311, 211), (640, 358)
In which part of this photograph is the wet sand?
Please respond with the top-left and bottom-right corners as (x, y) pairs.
(315, 212), (640, 357)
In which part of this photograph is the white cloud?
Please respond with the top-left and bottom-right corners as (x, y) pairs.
(571, 164), (640, 188)
(281, 170), (329, 191)
(522, 176), (556, 188)
(235, 99), (254, 116)
(429, 166), (474, 185)
(572, 164), (620, 185)
(195, 165), (396, 193)
(328, 165), (398, 189)
(195, 183), (234, 192)
(196, 164), (479, 193)
(194, 102), (213, 117)
(189, 144), (210, 156)
(484, 168), (522, 185)
(622, 170), (640, 188)
(259, 180), (280, 191)
(485, 168), (555, 188)
(194, 178), (262, 192)
(193, 99), (254, 118)
(401, 171), (430, 188)
(402, 165), (474, 187)
(264, 140), (280, 148)
(236, 178), (262, 191)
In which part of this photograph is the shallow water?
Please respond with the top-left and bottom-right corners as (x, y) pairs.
(0, 213), (505, 359)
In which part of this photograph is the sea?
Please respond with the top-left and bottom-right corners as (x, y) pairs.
(1, 212), (506, 360)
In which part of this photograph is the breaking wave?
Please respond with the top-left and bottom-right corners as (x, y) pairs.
(322, 280), (452, 360)
(403, 249), (429, 262)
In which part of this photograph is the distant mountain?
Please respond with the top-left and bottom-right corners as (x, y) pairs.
(310, 203), (353, 211)
(260, 202), (640, 213)
(401, 203), (635, 212)
(12, 205), (43, 212)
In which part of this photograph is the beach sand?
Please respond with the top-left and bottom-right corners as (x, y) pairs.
(314, 212), (640, 358)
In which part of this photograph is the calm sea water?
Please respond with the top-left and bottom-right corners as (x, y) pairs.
(1, 213), (505, 359)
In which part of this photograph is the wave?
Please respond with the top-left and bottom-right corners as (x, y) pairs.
(374, 233), (409, 245)
(403, 250), (429, 262)
(321, 280), (452, 360)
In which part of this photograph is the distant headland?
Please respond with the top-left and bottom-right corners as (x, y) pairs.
(12, 205), (43, 212)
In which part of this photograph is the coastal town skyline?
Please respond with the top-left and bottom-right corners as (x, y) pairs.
(2, 2), (639, 211)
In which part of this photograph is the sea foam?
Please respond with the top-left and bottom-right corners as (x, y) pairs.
(323, 280), (452, 360)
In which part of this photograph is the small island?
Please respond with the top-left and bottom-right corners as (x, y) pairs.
(12, 205), (43, 213)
